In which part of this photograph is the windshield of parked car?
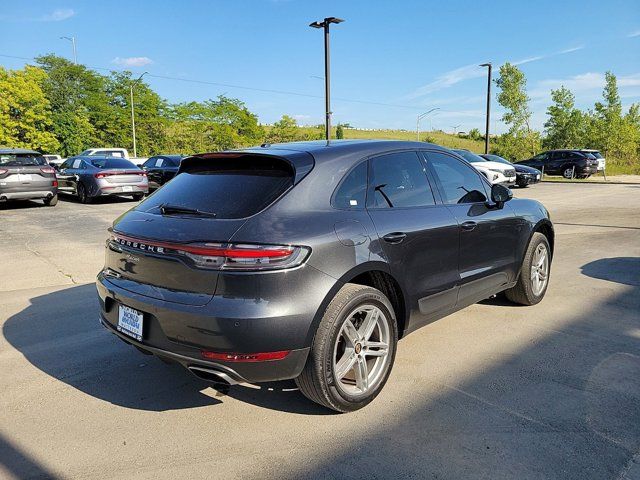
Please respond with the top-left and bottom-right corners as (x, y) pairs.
(453, 150), (487, 164)
(588, 151), (603, 159)
(483, 154), (511, 165)
(87, 158), (137, 169)
(0, 154), (47, 166)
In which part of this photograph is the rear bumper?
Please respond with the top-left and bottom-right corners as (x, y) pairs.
(0, 188), (57, 201)
(96, 265), (335, 383)
(98, 314), (310, 384)
(94, 184), (148, 197)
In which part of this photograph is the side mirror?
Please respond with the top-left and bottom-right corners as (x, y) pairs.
(490, 184), (512, 206)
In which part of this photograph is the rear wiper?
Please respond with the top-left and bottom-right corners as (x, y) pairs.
(159, 203), (217, 218)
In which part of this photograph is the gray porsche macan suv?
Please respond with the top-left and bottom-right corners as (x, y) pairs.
(97, 140), (554, 412)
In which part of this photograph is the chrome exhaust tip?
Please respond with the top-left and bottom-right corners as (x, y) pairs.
(188, 366), (240, 386)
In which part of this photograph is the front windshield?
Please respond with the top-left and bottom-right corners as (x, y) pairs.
(454, 150), (486, 164)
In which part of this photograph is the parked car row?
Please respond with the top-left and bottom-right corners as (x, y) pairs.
(518, 149), (602, 179)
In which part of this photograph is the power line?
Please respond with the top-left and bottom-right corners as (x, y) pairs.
(0, 53), (426, 111)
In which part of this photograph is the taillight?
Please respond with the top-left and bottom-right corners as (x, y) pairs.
(53, 180), (58, 187)
(201, 350), (290, 362)
(110, 233), (310, 271)
(95, 172), (108, 179)
(40, 166), (55, 174)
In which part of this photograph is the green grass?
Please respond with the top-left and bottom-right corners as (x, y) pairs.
(287, 126), (486, 152)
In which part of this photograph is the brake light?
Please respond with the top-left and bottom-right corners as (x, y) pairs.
(201, 350), (290, 362)
(40, 166), (55, 174)
(110, 233), (310, 271)
(53, 180), (58, 187)
(95, 172), (109, 179)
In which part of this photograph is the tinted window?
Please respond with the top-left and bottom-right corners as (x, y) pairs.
(589, 151), (603, 159)
(88, 158), (137, 169)
(369, 152), (435, 208)
(138, 155), (294, 219)
(531, 153), (547, 161)
(426, 152), (488, 204)
(0, 154), (46, 166)
(142, 158), (156, 168)
(333, 161), (367, 209)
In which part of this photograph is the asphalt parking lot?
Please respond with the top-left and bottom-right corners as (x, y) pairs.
(1, 184), (639, 480)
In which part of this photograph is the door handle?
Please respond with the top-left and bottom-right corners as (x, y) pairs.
(461, 221), (477, 231)
(382, 232), (407, 244)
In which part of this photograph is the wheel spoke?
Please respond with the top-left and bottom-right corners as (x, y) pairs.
(358, 308), (379, 341)
(335, 349), (356, 380)
(354, 357), (369, 391)
(364, 341), (388, 357)
(342, 320), (359, 347)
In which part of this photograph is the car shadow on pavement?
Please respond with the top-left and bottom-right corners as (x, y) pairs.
(57, 192), (138, 205)
(0, 432), (62, 480)
(581, 257), (640, 287)
(287, 259), (640, 479)
(0, 199), (48, 210)
(2, 284), (328, 415)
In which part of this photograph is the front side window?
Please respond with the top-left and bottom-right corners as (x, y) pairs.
(333, 161), (367, 209)
(425, 152), (488, 205)
(369, 152), (435, 208)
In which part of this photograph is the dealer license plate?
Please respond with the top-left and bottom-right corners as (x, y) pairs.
(118, 305), (143, 341)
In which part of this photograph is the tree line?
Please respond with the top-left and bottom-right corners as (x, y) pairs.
(1, 55), (638, 173)
(494, 63), (640, 173)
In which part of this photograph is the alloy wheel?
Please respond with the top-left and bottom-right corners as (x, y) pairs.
(530, 243), (549, 296)
(332, 304), (391, 397)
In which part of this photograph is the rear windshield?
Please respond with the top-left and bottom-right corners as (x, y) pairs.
(88, 158), (137, 169)
(0, 154), (46, 166)
(138, 155), (294, 219)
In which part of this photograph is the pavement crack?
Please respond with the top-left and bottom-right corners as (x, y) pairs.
(23, 240), (79, 285)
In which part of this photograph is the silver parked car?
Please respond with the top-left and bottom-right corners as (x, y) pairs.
(56, 155), (148, 203)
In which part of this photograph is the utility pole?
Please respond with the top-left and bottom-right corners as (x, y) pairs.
(416, 108), (440, 141)
(480, 62), (492, 154)
(309, 17), (344, 141)
(130, 72), (148, 159)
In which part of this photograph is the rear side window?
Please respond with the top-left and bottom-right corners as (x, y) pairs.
(426, 152), (488, 204)
(369, 152), (435, 208)
(139, 155), (294, 219)
(0, 154), (46, 166)
(333, 161), (367, 209)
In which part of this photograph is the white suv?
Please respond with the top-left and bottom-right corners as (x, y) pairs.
(453, 149), (516, 186)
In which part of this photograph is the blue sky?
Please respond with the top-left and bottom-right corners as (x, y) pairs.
(1, 0), (639, 133)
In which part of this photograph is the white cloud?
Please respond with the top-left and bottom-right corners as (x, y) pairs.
(406, 44), (583, 99)
(40, 8), (75, 22)
(112, 56), (154, 67)
(530, 72), (640, 102)
(628, 30), (640, 38)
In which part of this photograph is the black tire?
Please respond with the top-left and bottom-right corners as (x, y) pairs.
(44, 194), (58, 206)
(132, 193), (144, 201)
(505, 232), (551, 306)
(517, 182), (529, 188)
(295, 283), (398, 412)
(77, 183), (91, 204)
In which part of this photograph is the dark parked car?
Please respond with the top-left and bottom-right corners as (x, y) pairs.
(141, 155), (184, 191)
(0, 148), (58, 206)
(481, 153), (541, 187)
(518, 149), (598, 179)
(97, 140), (554, 412)
(56, 155), (148, 203)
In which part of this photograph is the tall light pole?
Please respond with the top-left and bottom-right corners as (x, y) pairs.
(480, 62), (492, 154)
(451, 124), (461, 135)
(309, 17), (344, 142)
(60, 36), (77, 64)
(416, 107), (440, 141)
(130, 72), (148, 159)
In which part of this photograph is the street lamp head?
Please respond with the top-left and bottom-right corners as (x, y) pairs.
(479, 62), (492, 67)
(309, 17), (344, 28)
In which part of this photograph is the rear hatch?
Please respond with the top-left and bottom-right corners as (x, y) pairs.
(86, 157), (146, 185)
(0, 153), (55, 192)
(104, 152), (305, 306)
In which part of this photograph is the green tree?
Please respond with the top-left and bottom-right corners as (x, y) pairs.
(36, 54), (108, 156)
(494, 62), (540, 159)
(267, 115), (300, 143)
(0, 65), (59, 152)
(468, 128), (482, 141)
(336, 124), (344, 139)
(543, 86), (584, 149)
